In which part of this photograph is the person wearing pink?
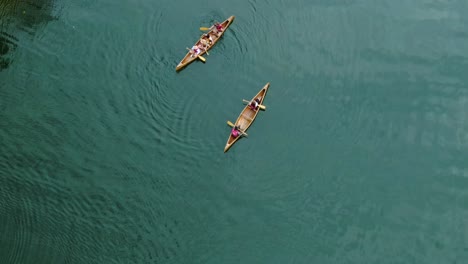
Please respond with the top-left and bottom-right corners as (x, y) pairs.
(213, 22), (224, 36)
(231, 125), (241, 138)
(190, 45), (201, 57)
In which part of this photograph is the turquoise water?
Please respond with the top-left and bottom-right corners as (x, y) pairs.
(1, 0), (468, 263)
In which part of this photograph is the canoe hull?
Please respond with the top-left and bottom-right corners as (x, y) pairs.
(224, 82), (270, 152)
(176, 15), (235, 71)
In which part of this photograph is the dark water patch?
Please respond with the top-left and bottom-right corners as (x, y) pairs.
(0, 31), (17, 70)
(0, 0), (57, 34)
(0, 0), (57, 71)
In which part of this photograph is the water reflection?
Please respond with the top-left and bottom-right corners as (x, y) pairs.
(0, 0), (55, 70)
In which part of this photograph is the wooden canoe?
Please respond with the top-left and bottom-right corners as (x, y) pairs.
(175, 15), (235, 71)
(224, 83), (270, 152)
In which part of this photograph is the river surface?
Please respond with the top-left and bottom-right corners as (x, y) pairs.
(1, 0), (468, 263)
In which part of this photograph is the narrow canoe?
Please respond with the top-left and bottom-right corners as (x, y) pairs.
(224, 82), (270, 153)
(175, 15), (235, 71)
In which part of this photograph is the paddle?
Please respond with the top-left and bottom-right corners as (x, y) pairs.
(203, 46), (209, 55)
(242, 99), (266, 110)
(186, 47), (206, 62)
(200, 27), (211, 31)
(227, 121), (248, 137)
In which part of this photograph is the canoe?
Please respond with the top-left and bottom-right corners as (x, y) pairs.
(224, 83), (270, 152)
(175, 15), (235, 71)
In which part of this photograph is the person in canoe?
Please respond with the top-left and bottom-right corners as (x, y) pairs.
(201, 33), (213, 45)
(212, 22), (224, 36)
(190, 45), (203, 57)
(197, 43), (209, 53)
(200, 37), (210, 49)
(249, 98), (261, 110)
(231, 125), (243, 138)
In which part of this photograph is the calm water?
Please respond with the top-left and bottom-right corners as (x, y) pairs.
(1, 0), (468, 263)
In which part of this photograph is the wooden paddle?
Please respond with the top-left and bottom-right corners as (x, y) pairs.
(242, 99), (266, 110)
(186, 47), (206, 62)
(227, 121), (248, 137)
(202, 46), (209, 55)
(200, 27), (211, 31)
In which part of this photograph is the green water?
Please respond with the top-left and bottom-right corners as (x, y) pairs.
(1, 0), (468, 263)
